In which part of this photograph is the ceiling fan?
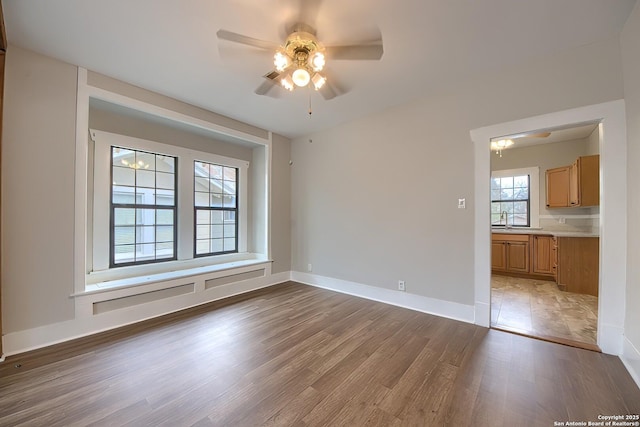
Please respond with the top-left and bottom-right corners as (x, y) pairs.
(216, 2), (383, 100)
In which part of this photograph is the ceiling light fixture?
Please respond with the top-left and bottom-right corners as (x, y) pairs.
(273, 31), (327, 92)
(490, 139), (514, 158)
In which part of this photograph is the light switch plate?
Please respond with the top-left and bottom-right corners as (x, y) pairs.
(458, 198), (466, 209)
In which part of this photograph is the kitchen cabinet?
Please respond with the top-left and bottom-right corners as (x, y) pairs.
(569, 155), (599, 207)
(557, 237), (599, 297)
(532, 235), (556, 277)
(546, 155), (599, 208)
(546, 166), (570, 208)
(491, 234), (530, 274)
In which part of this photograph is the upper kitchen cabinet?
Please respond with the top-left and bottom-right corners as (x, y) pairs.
(546, 155), (599, 208)
(546, 165), (570, 208)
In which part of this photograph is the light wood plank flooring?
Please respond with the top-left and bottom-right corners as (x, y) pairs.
(0, 282), (638, 426)
(492, 275), (598, 350)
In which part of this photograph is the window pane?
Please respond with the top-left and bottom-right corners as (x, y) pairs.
(156, 210), (173, 225)
(514, 175), (528, 187)
(137, 243), (155, 259)
(138, 209), (156, 226)
(211, 210), (224, 224)
(224, 167), (236, 182)
(195, 192), (209, 207)
(223, 238), (236, 251)
(501, 188), (513, 199)
(113, 167), (135, 187)
(491, 189), (501, 201)
(196, 240), (209, 255)
(136, 152), (156, 171)
(113, 186), (135, 203)
(514, 201), (528, 214)
(114, 226), (135, 245)
(514, 187), (529, 200)
(136, 226), (155, 244)
(156, 242), (174, 259)
(491, 178), (501, 190)
(114, 208), (135, 225)
(136, 188), (155, 205)
(210, 178), (223, 192)
(513, 214), (528, 226)
(491, 213), (502, 225)
(156, 155), (174, 173)
(500, 177), (513, 188)
(223, 195), (236, 208)
(137, 170), (155, 188)
(211, 224), (223, 238)
(113, 147), (135, 168)
(156, 190), (175, 206)
(156, 225), (174, 243)
(211, 239), (223, 253)
(491, 202), (501, 214)
(224, 224), (236, 237)
(157, 172), (175, 190)
(196, 209), (210, 224)
(209, 164), (223, 179)
(194, 177), (209, 192)
(210, 194), (223, 208)
(196, 224), (210, 239)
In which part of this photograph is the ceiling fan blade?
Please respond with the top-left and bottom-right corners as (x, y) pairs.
(318, 82), (338, 100)
(216, 29), (278, 50)
(255, 71), (284, 98)
(509, 131), (552, 139)
(325, 43), (383, 60)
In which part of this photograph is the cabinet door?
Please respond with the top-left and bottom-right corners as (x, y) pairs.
(569, 160), (579, 206)
(532, 235), (554, 275)
(546, 166), (570, 208)
(506, 242), (529, 273)
(491, 241), (507, 271)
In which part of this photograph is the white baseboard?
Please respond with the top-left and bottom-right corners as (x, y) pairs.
(621, 336), (640, 389)
(291, 271), (475, 324)
(1, 271), (291, 358)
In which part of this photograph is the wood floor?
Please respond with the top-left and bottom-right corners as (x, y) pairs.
(0, 282), (638, 426)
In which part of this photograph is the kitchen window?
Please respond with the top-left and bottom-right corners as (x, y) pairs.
(491, 167), (540, 228)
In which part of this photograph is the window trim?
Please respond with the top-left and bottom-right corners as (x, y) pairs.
(90, 129), (249, 279)
(491, 167), (540, 228)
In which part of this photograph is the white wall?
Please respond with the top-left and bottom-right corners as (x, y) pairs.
(2, 46), (78, 332)
(291, 37), (624, 311)
(621, 0), (640, 384)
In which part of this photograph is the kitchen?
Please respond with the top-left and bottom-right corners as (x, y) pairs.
(490, 122), (600, 350)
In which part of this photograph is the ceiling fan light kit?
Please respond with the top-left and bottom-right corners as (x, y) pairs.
(216, 2), (384, 101)
(274, 31), (327, 91)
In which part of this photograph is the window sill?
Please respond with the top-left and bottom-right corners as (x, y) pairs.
(80, 253), (269, 296)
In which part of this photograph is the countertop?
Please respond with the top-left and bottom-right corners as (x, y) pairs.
(491, 228), (599, 238)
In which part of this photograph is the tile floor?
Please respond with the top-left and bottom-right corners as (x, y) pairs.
(491, 274), (598, 346)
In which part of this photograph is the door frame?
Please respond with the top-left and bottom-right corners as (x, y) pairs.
(471, 100), (627, 355)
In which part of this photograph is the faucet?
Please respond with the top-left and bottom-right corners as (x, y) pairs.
(500, 211), (511, 228)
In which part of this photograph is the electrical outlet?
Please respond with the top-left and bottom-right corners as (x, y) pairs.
(307, 263), (313, 272)
(398, 280), (406, 291)
(558, 217), (566, 224)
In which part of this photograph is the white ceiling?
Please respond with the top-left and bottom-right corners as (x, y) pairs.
(2, 0), (636, 139)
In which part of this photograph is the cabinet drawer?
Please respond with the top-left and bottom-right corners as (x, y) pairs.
(492, 233), (530, 243)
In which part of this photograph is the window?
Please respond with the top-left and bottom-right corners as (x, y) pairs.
(90, 129), (249, 279)
(110, 147), (177, 266)
(194, 161), (238, 256)
(490, 168), (539, 227)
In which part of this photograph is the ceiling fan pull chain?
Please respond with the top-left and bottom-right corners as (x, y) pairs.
(309, 92), (313, 117)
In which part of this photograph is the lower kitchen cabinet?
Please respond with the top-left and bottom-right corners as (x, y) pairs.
(491, 234), (530, 274)
(557, 237), (599, 297)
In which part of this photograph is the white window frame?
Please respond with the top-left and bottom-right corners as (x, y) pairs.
(491, 167), (540, 228)
(89, 129), (249, 283)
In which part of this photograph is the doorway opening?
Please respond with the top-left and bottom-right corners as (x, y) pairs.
(489, 123), (600, 350)
(471, 100), (627, 355)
